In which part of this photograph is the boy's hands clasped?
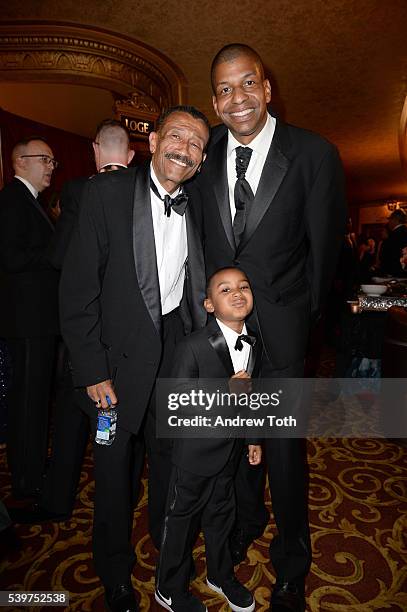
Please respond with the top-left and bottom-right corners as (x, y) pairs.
(229, 369), (252, 395)
(248, 444), (262, 465)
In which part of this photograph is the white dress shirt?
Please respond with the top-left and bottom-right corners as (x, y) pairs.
(150, 164), (187, 315)
(99, 162), (127, 171)
(226, 113), (276, 221)
(216, 319), (250, 373)
(15, 176), (38, 199)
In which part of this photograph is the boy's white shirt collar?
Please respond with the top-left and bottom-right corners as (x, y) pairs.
(216, 318), (247, 342)
(216, 318), (250, 373)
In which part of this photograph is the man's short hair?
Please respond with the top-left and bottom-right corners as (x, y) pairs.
(388, 208), (407, 224)
(211, 43), (265, 92)
(157, 105), (211, 138)
(94, 119), (130, 147)
(11, 136), (49, 162)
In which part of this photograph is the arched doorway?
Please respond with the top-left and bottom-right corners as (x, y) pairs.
(0, 21), (187, 182)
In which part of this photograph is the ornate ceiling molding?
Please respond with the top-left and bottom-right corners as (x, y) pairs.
(0, 21), (187, 112)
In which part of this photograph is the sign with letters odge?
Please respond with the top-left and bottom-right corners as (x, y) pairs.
(120, 115), (155, 139)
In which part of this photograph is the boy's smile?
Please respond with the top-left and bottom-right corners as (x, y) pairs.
(204, 268), (253, 332)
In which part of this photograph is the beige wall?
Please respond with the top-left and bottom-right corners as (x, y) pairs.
(0, 83), (115, 138)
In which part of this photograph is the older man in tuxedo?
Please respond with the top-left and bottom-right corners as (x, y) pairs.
(60, 106), (209, 612)
(191, 44), (346, 611)
(0, 137), (59, 499)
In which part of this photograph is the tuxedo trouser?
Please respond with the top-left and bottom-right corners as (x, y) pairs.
(41, 345), (144, 518)
(144, 307), (185, 549)
(260, 357), (311, 586)
(90, 308), (184, 587)
(233, 446), (269, 539)
(91, 422), (141, 587)
(39, 343), (89, 515)
(6, 336), (56, 497)
(157, 449), (239, 596)
(84, 412), (145, 588)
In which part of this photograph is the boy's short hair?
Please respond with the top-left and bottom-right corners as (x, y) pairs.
(206, 266), (248, 296)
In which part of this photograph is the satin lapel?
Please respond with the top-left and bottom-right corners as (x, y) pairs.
(185, 206), (207, 329)
(237, 119), (291, 254)
(132, 165), (161, 337)
(207, 320), (234, 377)
(246, 325), (261, 376)
(246, 342), (258, 377)
(210, 134), (235, 251)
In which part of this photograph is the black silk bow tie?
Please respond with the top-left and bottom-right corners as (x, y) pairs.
(234, 334), (256, 351)
(150, 178), (188, 217)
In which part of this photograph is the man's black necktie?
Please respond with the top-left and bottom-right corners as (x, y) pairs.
(150, 178), (188, 217)
(233, 146), (254, 246)
(234, 334), (256, 351)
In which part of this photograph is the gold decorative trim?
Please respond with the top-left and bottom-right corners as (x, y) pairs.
(0, 21), (187, 111)
(115, 93), (158, 115)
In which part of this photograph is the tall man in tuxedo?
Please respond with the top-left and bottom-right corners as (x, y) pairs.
(192, 44), (346, 611)
(0, 137), (59, 499)
(60, 106), (210, 612)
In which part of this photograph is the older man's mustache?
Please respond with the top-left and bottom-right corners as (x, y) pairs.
(164, 152), (195, 167)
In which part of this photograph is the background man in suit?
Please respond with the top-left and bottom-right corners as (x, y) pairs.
(60, 106), (210, 612)
(192, 44), (346, 611)
(380, 208), (407, 276)
(50, 118), (135, 270)
(11, 120), (136, 525)
(0, 137), (59, 499)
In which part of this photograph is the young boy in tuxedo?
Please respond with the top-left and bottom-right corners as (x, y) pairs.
(155, 267), (262, 612)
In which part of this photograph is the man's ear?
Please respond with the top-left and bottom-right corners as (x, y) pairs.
(92, 142), (100, 169)
(204, 297), (214, 313)
(263, 79), (272, 104)
(149, 132), (157, 154)
(127, 149), (135, 165)
(14, 156), (24, 173)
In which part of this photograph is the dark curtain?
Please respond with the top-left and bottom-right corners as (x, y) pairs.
(0, 108), (95, 206)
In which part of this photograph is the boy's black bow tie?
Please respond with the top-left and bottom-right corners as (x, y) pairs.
(234, 334), (256, 351)
(150, 178), (188, 217)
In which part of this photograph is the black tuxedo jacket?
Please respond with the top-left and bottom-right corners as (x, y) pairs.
(170, 317), (262, 477)
(49, 176), (88, 270)
(190, 116), (347, 369)
(60, 164), (207, 434)
(0, 178), (59, 337)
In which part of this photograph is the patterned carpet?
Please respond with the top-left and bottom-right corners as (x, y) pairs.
(0, 347), (406, 611)
(1, 434), (406, 612)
